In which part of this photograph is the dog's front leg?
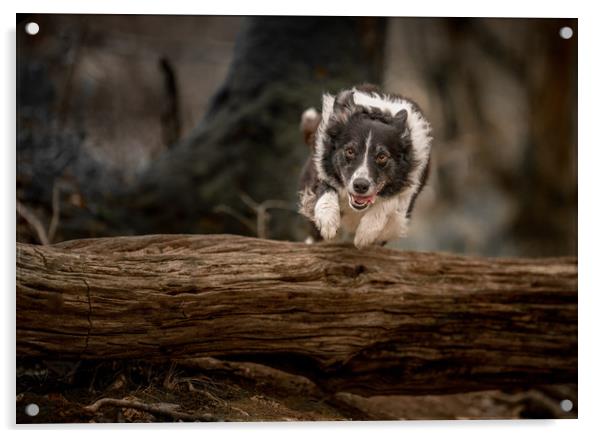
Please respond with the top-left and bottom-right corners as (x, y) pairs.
(354, 199), (397, 249)
(314, 189), (340, 240)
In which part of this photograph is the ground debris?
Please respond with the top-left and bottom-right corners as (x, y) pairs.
(15, 357), (577, 423)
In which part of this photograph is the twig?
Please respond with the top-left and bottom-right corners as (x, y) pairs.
(159, 57), (182, 148)
(16, 200), (49, 245)
(177, 357), (373, 420)
(83, 397), (220, 422)
(239, 192), (260, 211)
(48, 182), (61, 243)
(163, 361), (179, 390)
(184, 380), (224, 405)
(213, 205), (256, 233)
(229, 406), (250, 417)
(256, 200), (294, 239)
(239, 193), (296, 239)
(17, 180), (64, 245)
(176, 357), (321, 397)
(88, 362), (102, 393)
(218, 193), (296, 238)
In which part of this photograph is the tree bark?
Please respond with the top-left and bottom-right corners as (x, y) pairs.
(16, 234), (577, 396)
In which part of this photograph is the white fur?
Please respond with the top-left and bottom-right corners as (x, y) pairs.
(353, 197), (402, 248)
(313, 94), (337, 185)
(376, 210), (410, 243)
(351, 89), (432, 227)
(301, 107), (319, 125)
(338, 191), (409, 248)
(314, 190), (340, 240)
(349, 130), (372, 192)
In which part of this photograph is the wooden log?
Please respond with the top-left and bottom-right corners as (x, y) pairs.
(16, 234), (577, 396)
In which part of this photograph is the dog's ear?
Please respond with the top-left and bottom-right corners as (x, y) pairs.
(393, 109), (411, 143)
(333, 90), (356, 112)
(392, 109), (408, 130)
(393, 109), (408, 126)
(354, 83), (381, 94)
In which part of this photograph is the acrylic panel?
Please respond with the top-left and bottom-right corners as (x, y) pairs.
(16, 14), (577, 423)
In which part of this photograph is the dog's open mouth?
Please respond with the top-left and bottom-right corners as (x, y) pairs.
(349, 193), (376, 211)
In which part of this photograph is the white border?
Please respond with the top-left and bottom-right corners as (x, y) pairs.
(2, 2), (599, 438)
(0, 0), (584, 17)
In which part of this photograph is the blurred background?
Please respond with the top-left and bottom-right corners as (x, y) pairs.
(16, 15), (577, 257)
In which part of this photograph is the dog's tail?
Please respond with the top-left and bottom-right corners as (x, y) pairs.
(299, 107), (321, 149)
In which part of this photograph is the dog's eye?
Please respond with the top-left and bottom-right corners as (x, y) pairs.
(345, 147), (355, 159)
(376, 153), (389, 165)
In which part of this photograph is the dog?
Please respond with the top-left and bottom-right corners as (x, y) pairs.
(298, 84), (432, 248)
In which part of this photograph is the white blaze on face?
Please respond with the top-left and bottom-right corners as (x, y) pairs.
(349, 130), (373, 194)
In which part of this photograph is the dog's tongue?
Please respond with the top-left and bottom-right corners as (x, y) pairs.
(352, 194), (375, 205)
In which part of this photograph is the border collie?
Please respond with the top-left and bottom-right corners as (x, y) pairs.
(298, 84), (432, 248)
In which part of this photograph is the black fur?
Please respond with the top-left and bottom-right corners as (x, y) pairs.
(320, 104), (414, 199)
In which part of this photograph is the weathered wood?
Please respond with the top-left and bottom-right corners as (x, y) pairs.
(16, 234), (577, 396)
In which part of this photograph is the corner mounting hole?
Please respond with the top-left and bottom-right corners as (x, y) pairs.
(560, 399), (573, 412)
(25, 22), (40, 35)
(25, 403), (39, 416)
(559, 26), (573, 39)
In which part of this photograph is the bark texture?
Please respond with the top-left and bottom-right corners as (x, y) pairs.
(16, 234), (577, 396)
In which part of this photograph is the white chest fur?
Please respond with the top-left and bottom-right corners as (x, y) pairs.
(338, 190), (411, 246)
(338, 190), (367, 234)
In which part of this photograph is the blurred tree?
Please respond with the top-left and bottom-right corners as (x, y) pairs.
(512, 19), (577, 256)
(122, 17), (387, 240)
(384, 18), (576, 257)
(17, 16), (386, 242)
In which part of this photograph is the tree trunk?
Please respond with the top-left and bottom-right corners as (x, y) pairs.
(17, 17), (387, 243)
(17, 234), (577, 396)
(123, 17), (386, 241)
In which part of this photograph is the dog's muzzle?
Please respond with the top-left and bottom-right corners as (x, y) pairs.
(348, 178), (380, 211)
(348, 192), (376, 211)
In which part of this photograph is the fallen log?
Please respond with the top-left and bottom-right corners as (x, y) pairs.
(16, 234), (577, 396)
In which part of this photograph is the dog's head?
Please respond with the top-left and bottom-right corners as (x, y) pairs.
(314, 89), (417, 211)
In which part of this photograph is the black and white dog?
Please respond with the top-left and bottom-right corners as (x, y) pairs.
(298, 84), (432, 248)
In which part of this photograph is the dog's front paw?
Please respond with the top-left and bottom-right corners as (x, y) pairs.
(315, 210), (340, 240)
(354, 230), (380, 249)
(314, 191), (340, 241)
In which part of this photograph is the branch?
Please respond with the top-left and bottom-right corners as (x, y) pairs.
(48, 182), (62, 243)
(239, 193), (296, 239)
(16, 201), (49, 245)
(17, 180), (64, 245)
(83, 397), (219, 422)
(16, 234), (577, 396)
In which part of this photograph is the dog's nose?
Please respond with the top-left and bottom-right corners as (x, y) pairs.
(353, 178), (370, 194)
